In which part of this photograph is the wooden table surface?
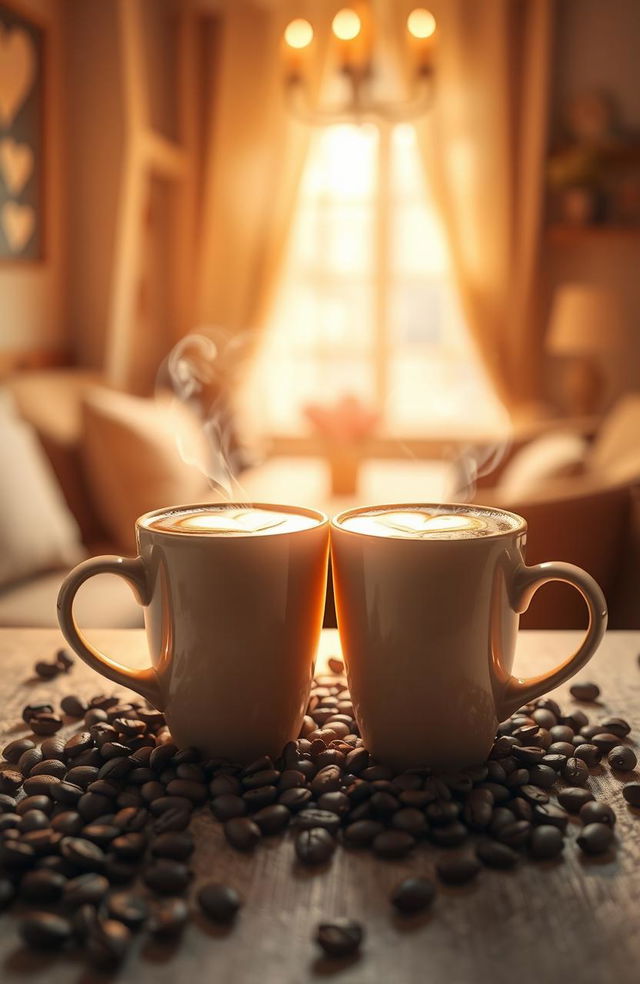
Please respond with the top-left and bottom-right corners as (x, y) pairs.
(0, 628), (639, 984)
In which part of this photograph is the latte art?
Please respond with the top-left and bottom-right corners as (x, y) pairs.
(150, 506), (319, 536)
(340, 508), (515, 540)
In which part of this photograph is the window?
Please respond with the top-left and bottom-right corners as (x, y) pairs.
(247, 122), (505, 439)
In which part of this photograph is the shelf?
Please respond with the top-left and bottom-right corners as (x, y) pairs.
(547, 224), (640, 244)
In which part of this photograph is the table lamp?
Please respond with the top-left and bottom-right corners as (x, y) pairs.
(546, 284), (629, 416)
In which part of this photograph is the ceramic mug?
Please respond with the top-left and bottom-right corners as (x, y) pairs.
(330, 502), (608, 771)
(57, 503), (329, 762)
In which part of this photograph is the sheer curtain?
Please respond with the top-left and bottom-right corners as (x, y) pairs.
(391, 0), (553, 413)
(196, 0), (332, 337)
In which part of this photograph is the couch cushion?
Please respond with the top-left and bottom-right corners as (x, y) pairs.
(0, 569), (143, 628)
(496, 431), (588, 500)
(81, 387), (212, 552)
(588, 393), (640, 484)
(6, 369), (108, 543)
(0, 390), (86, 590)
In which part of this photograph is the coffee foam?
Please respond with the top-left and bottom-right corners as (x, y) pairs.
(149, 506), (319, 536)
(339, 507), (517, 540)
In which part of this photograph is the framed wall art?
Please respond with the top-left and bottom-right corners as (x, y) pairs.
(0, 2), (44, 260)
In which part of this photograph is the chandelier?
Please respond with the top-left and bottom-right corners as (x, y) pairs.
(282, 5), (437, 125)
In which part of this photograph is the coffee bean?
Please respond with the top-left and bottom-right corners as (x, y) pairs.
(3, 737), (35, 763)
(52, 782), (84, 807)
(35, 661), (60, 680)
(211, 794), (247, 821)
(475, 840), (519, 869)
(82, 823), (119, 847)
(520, 784), (550, 804)
(497, 820), (532, 848)
(527, 765), (557, 789)
(532, 803), (569, 831)
(391, 876), (436, 914)
(19, 912), (72, 949)
(550, 725), (575, 743)
(549, 741), (575, 757)
(198, 882), (241, 922)
(65, 766), (99, 789)
(111, 833), (146, 860)
(153, 808), (191, 834)
(242, 786), (278, 811)
(430, 822), (468, 848)
(591, 733), (621, 753)
(557, 787), (594, 813)
(372, 830), (415, 858)
(0, 793), (17, 813)
(20, 869), (66, 904)
(317, 791), (350, 816)
(87, 919), (131, 968)
(579, 801), (616, 826)
(342, 819), (384, 847)
(63, 873), (110, 907)
(573, 743), (602, 767)
(315, 918), (363, 958)
(31, 714), (64, 736)
(149, 898), (189, 939)
(60, 837), (105, 871)
(0, 768), (23, 794)
(143, 860), (191, 895)
(622, 782), (640, 807)
(311, 766), (342, 797)
(1, 839), (35, 868)
(464, 790), (494, 831)
(0, 878), (15, 909)
(17, 795), (52, 816)
(107, 892), (149, 930)
(56, 648), (75, 671)
(570, 682), (600, 702)
(295, 808), (342, 836)
(23, 775), (61, 798)
(61, 695), (88, 717)
(562, 757), (589, 786)
(530, 825), (564, 859)
(30, 759), (67, 779)
(114, 806), (150, 831)
(242, 769), (280, 790)
(224, 817), (261, 851)
(166, 779), (207, 803)
(577, 822), (614, 855)
(345, 748), (369, 774)
(608, 746), (637, 771)
(600, 717), (631, 739)
(151, 832), (194, 861)
(17, 746), (44, 775)
(279, 787), (313, 812)
(252, 804), (290, 835)
(295, 827), (336, 865)
(18, 809), (50, 832)
(436, 856), (481, 885)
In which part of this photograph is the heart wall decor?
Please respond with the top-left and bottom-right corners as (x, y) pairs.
(0, 137), (33, 194)
(0, 6), (43, 260)
(0, 23), (36, 127)
(1, 199), (35, 252)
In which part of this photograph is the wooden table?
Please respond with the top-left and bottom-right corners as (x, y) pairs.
(1, 628), (639, 984)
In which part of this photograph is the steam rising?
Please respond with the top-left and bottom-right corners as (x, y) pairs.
(155, 331), (251, 500)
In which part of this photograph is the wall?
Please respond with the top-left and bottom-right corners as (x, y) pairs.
(545, 0), (640, 406)
(0, 0), (65, 358)
(64, 0), (124, 368)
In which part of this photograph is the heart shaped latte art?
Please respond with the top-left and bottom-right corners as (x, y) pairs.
(0, 25), (36, 127)
(0, 137), (34, 194)
(1, 200), (35, 252)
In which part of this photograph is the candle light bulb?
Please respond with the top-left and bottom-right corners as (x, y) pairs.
(332, 8), (361, 41)
(407, 8), (437, 39)
(284, 18), (314, 49)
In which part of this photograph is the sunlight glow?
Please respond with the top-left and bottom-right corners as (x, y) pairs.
(284, 18), (314, 49)
(332, 9), (361, 42)
(407, 9), (437, 39)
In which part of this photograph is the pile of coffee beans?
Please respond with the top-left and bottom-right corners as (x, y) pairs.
(0, 658), (637, 970)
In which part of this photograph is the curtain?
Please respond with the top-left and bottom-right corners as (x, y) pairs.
(392, 0), (553, 413)
(196, 0), (331, 338)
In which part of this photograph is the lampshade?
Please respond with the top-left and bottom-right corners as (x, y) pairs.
(547, 285), (629, 355)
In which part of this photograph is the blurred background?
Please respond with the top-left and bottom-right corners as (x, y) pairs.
(1, 0), (640, 630)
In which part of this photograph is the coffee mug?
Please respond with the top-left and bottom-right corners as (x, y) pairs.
(331, 502), (607, 771)
(57, 503), (329, 762)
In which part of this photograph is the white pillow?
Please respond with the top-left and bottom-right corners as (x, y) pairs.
(497, 431), (588, 501)
(0, 390), (85, 589)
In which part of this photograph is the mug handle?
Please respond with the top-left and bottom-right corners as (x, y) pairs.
(57, 556), (164, 708)
(495, 561), (608, 721)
